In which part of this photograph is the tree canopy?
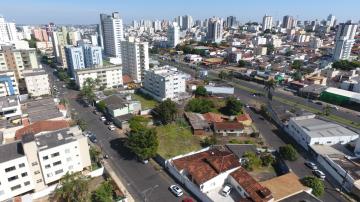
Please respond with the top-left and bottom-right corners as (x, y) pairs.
(194, 86), (208, 97)
(243, 151), (262, 171)
(279, 144), (298, 161)
(222, 96), (243, 115)
(291, 60), (303, 70)
(332, 60), (360, 71)
(91, 180), (114, 202)
(129, 116), (150, 132)
(54, 172), (90, 202)
(153, 99), (178, 124)
(80, 78), (100, 102)
(301, 176), (325, 197)
(185, 98), (215, 114)
(127, 128), (159, 160)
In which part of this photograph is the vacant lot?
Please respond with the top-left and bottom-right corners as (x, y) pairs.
(132, 92), (158, 110)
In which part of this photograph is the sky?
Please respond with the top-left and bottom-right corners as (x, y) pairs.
(1, 0), (360, 25)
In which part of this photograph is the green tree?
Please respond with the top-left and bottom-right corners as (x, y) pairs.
(153, 99), (178, 124)
(279, 144), (298, 161)
(323, 105), (332, 116)
(218, 71), (229, 80)
(194, 86), (208, 97)
(261, 154), (275, 167)
(97, 100), (107, 113)
(292, 71), (302, 81)
(238, 60), (248, 67)
(129, 116), (150, 132)
(243, 151), (262, 171)
(285, 50), (294, 56)
(264, 79), (276, 101)
(201, 136), (217, 147)
(332, 60), (360, 71)
(127, 128), (159, 160)
(91, 180), (114, 202)
(54, 172), (90, 202)
(89, 146), (101, 164)
(80, 78), (100, 103)
(266, 44), (275, 55)
(185, 98), (215, 113)
(291, 60), (303, 70)
(77, 119), (87, 131)
(223, 96), (243, 115)
(301, 176), (325, 197)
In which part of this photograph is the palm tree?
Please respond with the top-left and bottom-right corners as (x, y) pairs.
(323, 105), (332, 116)
(264, 79), (276, 101)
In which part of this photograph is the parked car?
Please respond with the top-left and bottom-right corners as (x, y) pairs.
(105, 120), (112, 125)
(108, 125), (116, 131)
(221, 184), (232, 197)
(330, 106), (339, 111)
(93, 110), (101, 115)
(304, 161), (318, 170)
(313, 170), (326, 179)
(169, 185), (183, 197)
(89, 135), (97, 143)
(100, 116), (106, 121)
(83, 131), (91, 137)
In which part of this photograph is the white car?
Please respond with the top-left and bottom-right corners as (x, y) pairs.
(221, 185), (232, 197)
(169, 185), (183, 197)
(100, 116), (106, 121)
(108, 125), (116, 131)
(313, 170), (326, 179)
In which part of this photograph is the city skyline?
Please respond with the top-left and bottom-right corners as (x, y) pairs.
(1, 0), (360, 25)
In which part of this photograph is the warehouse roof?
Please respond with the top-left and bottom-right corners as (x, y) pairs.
(325, 87), (360, 103)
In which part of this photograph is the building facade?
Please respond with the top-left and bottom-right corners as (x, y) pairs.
(262, 15), (273, 31)
(24, 70), (51, 97)
(0, 70), (19, 97)
(82, 44), (103, 68)
(74, 65), (123, 89)
(333, 21), (358, 61)
(65, 46), (85, 75)
(99, 12), (124, 59)
(207, 17), (223, 43)
(167, 22), (180, 48)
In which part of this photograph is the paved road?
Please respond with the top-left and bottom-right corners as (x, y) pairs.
(42, 63), (194, 202)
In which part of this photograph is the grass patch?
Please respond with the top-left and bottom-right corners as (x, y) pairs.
(133, 92), (158, 110)
(103, 89), (117, 96)
(156, 123), (202, 159)
(103, 59), (112, 66)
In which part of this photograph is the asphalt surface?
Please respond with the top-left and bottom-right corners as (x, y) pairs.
(42, 63), (194, 202)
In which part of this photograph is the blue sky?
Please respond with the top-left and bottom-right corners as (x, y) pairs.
(1, 0), (360, 25)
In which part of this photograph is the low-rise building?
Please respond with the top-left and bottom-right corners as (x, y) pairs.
(0, 70), (19, 97)
(286, 114), (359, 150)
(102, 94), (141, 117)
(24, 70), (51, 97)
(0, 95), (22, 119)
(213, 122), (245, 136)
(142, 65), (188, 101)
(74, 65), (123, 89)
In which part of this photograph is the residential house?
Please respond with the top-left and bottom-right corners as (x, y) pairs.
(102, 94), (141, 118)
(213, 122), (245, 136)
(235, 113), (253, 126)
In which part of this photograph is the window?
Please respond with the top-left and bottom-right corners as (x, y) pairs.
(21, 172), (28, 177)
(34, 170), (40, 175)
(51, 152), (60, 157)
(5, 166), (16, 172)
(19, 163), (25, 168)
(68, 165), (74, 170)
(43, 156), (49, 160)
(32, 162), (38, 166)
(36, 179), (42, 183)
(53, 161), (61, 166)
(8, 175), (18, 182)
(65, 149), (70, 153)
(47, 173), (53, 177)
(55, 169), (63, 175)
(45, 164), (51, 169)
(24, 181), (30, 186)
(66, 157), (72, 162)
(11, 184), (21, 191)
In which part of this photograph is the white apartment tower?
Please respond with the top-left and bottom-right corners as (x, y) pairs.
(121, 37), (149, 83)
(167, 22), (180, 48)
(327, 14), (336, 28)
(182, 15), (193, 30)
(333, 21), (358, 61)
(99, 12), (124, 60)
(282, 15), (296, 29)
(0, 16), (18, 43)
(262, 15), (273, 31)
(207, 17), (223, 43)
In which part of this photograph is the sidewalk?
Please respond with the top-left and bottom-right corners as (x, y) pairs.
(102, 160), (135, 202)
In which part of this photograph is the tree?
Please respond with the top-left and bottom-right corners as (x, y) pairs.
(292, 71), (302, 81)
(129, 116), (150, 132)
(266, 44), (275, 55)
(77, 119), (87, 131)
(54, 172), (90, 202)
(223, 96), (243, 115)
(80, 78), (100, 103)
(285, 50), (294, 56)
(301, 176), (325, 197)
(279, 144), (298, 161)
(264, 79), (276, 101)
(218, 71), (229, 80)
(243, 151), (262, 171)
(291, 60), (303, 70)
(153, 99), (178, 124)
(332, 60), (360, 71)
(89, 146), (101, 164)
(91, 180), (114, 202)
(194, 86), (208, 97)
(201, 136), (217, 147)
(185, 98), (215, 113)
(127, 128), (159, 160)
(261, 154), (275, 167)
(323, 105), (332, 116)
(238, 60), (248, 67)
(97, 100), (107, 113)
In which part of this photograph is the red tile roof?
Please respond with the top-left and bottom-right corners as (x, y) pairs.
(231, 168), (273, 202)
(15, 120), (70, 140)
(172, 149), (240, 186)
(236, 113), (252, 122)
(122, 74), (133, 84)
(214, 122), (244, 131)
(202, 112), (226, 123)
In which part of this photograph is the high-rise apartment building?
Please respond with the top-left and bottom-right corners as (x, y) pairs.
(167, 22), (180, 48)
(0, 16), (18, 43)
(32, 28), (49, 42)
(121, 37), (149, 83)
(327, 14), (336, 28)
(50, 27), (68, 67)
(207, 17), (223, 43)
(282, 15), (296, 29)
(65, 46), (85, 75)
(333, 21), (358, 60)
(262, 15), (273, 31)
(182, 15), (193, 30)
(99, 12), (124, 60)
(82, 44), (103, 68)
(226, 16), (237, 28)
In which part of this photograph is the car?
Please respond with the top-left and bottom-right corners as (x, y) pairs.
(304, 161), (318, 170)
(169, 185), (183, 197)
(330, 106), (339, 111)
(108, 125), (116, 131)
(105, 120), (112, 125)
(221, 184), (232, 197)
(313, 170), (326, 179)
(83, 131), (91, 137)
(315, 101), (323, 105)
(89, 135), (97, 143)
(259, 117), (265, 120)
(100, 116), (106, 121)
(103, 154), (109, 159)
(93, 110), (100, 115)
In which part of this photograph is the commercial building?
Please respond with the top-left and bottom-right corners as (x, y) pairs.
(167, 22), (180, 48)
(65, 46), (85, 75)
(286, 114), (359, 150)
(320, 87), (360, 105)
(327, 14), (336, 28)
(74, 65), (123, 89)
(82, 44), (103, 68)
(142, 65), (187, 101)
(0, 126), (91, 201)
(0, 70), (19, 97)
(99, 12), (124, 59)
(24, 70), (51, 97)
(121, 37), (149, 83)
(0, 95), (22, 119)
(262, 15), (273, 30)
(333, 21), (358, 60)
(207, 17), (223, 43)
